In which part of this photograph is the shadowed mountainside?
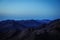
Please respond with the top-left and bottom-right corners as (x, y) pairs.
(0, 19), (60, 40)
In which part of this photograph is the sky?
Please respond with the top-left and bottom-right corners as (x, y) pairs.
(0, 0), (60, 20)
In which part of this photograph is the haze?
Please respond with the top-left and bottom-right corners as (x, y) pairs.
(0, 0), (60, 20)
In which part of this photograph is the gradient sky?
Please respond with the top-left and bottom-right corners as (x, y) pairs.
(0, 0), (60, 20)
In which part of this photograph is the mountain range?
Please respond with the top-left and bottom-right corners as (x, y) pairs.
(0, 19), (60, 40)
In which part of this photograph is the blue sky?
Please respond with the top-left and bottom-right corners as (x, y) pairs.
(0, 0), (60, 20)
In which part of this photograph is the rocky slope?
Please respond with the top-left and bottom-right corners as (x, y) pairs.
(0, 19), (60, 40)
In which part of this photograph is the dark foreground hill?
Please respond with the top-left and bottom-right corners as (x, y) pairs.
(0, 19), (60, 40)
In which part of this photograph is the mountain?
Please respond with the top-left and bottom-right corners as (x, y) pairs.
(0, 19), (51, 28)
(0, 19), (60, 40)
(46, 19), (60, 32)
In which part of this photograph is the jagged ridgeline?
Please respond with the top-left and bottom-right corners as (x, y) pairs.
(0, 19), (60, 40)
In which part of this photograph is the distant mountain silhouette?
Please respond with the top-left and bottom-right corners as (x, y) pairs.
(0, 19), (50, 29)
(0, 19), (60, 40)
